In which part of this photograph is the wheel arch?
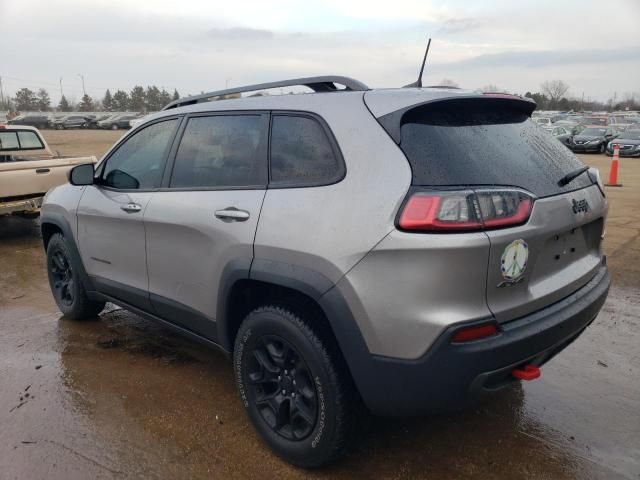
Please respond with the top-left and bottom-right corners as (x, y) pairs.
(217, 259), (376, 409)
(41, 212), (95, 292)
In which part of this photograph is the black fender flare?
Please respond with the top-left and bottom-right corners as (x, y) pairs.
(40, 212), (95, 292)
(216, 257), (378, 410)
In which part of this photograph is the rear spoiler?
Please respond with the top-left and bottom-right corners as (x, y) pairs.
(376, 94), (537, 144)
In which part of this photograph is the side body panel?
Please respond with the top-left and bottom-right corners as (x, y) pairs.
(76, 186), (153, 309)
(144, 190), (265, 339)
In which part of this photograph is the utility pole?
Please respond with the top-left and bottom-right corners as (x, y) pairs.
(0, 76), (5, 108)
(77, 73), (86, 96)
(59, 77), (64, 98)
(581, 92), (584, 112)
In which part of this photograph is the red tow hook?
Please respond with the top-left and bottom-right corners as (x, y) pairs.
(512, 365), (541, 381)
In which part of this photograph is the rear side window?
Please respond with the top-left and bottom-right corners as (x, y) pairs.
(101, 119), (178, 189)
(18, 131), (44, 149)
(399, 100), (592, 197)
(170, 115), (266, 188)
(0, 130), (44, 150)
(270, 115), (343, 186)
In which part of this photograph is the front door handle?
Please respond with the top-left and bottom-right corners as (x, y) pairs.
(214, 208), (250, 221)
(121, 203), (142, 213)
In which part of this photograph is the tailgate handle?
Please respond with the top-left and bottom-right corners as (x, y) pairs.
(36, 168), (50, 174)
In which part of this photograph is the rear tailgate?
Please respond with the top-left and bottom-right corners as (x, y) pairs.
(485, 184), (606, 321)
(0, 156), (96, 198)
(365, 91), (608, 323)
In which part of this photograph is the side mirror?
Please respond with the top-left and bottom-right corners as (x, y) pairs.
(69, 163), (95, 186)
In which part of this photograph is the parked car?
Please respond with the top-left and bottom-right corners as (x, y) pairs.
(550, 125), (573, 147)
(534, 116), (552, 126)
(0, 125), (96, 217)
(606, 129), (640, 157)
(97, 114), (139, 130)
(128, 114), (151, 128)
(8, 114), (50, 129)
(86, 114), (114, 129)
(570, 126), (616, 153)
(51, 114), (92, 129)
(553, 120), (582, 135)
(583, 115), (608, 126)
(41, 76), (610, 468)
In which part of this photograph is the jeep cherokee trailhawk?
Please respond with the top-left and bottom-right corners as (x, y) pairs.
(42, 76), (610, 467)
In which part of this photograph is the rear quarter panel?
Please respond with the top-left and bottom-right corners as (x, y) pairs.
(253, 94), (412, 286)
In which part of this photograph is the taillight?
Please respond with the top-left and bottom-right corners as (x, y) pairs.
(398, 188), (534, 232)
(451, 322), (499, 343)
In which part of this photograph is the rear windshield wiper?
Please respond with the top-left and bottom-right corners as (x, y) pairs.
(558, 166), (590, 187)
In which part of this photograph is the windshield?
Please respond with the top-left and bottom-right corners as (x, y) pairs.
(399, 99), (591, 198)
(585, 117), (607, 126)
(620, 131), (640, 140)
(581, 128), (607, 136)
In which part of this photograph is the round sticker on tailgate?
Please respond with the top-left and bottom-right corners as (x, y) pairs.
(501, 239), (528, 280)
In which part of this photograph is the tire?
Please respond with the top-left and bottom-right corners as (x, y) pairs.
(234, 305), (356, 468)
(111, 124), (119, 130)
(599, 143), (606, 154)
(46, 233), (105, 320)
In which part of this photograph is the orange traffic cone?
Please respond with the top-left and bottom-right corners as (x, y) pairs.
(605, 143), (623, 187)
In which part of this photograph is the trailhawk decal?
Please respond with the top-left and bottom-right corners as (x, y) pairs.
(499, 239), (529, 287)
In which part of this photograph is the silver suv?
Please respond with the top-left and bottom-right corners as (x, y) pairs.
(42, 76), (610, 467)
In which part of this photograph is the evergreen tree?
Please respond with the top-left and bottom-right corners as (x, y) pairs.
(172, 89), (180, 101)
(129, 86), (146, 112)
(78, 94), (95, 112)
(102, 89), (114, 111)
(159, 88), (172, 108)
(58, 95), (71, 111)
(14, 88), (38, 111)
(145, 86), (161, 111)
(36, 88), (51, 111)
(112, 90), (130, 111)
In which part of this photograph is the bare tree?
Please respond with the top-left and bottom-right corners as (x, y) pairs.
(540, 80), (569, 105)
(480, 84), (502, 93)
(438, 78), (459, 88)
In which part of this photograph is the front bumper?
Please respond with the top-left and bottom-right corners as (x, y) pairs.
(606, 149), (640, 157)
(355, 261), (610, 416)
(0, 196), (43, 216)
(571, 143), (602, 152)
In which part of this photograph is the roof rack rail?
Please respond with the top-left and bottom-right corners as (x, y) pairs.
(162, 75), (369, 110)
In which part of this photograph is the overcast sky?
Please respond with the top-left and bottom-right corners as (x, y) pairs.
(1, 0), (639, 104)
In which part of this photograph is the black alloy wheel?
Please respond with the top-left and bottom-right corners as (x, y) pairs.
(247, 335), (318, 440)
(49, 249), (74, 307)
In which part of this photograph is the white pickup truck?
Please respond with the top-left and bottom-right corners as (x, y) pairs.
(0, 125), (96, 217)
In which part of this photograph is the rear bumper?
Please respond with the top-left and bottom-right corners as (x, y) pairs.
(0, 196), (43, 216)
(352, 261), (610, 416)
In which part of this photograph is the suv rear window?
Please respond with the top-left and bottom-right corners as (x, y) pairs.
(399, 99), (592, 197)
(270, 115), (343, 186)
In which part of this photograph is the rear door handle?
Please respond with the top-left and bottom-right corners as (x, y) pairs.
(121, 203), (142, 213)
(36, 168), (50, 174)
(214, 208), (250, 221)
